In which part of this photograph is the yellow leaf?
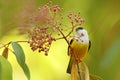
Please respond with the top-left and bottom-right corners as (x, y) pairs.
(2, 47), (8, 59)
(81, 61), (90, 80)
(90, 74), (103, 80)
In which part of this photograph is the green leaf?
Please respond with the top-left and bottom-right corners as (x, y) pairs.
(12, 42), (25, 65)
(0, 55), (12, 80)
(21, 64), (30, 79)
(90, 74), (103, 80)
(12, 42), (30, 80)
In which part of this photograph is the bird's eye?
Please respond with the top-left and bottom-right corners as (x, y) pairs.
(81, 33), (84, 36)
(76, 39), (79, 42)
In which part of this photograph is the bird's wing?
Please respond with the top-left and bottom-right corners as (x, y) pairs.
(67, 39), (73, 74)
(88, 40), (91, 51)
(66, 57), (72, 74)
(68, 39), (73, 55)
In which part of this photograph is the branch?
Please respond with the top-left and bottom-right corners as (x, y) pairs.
(55, 25), (75, 41)
(55, 26), (70, 45)
(65, 23), (75, 38)
(0, 40), (29, 49)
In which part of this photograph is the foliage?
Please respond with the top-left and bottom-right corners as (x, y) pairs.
(0, 56), (12, 80)
(12, 42), (30, 80)
(90, 74), (103, 80)
(0, 0), (120, 80)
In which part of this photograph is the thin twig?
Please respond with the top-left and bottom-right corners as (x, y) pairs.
(55, 25), (75, 40)
(8, 47), (15, 54)
(66, 24), (75, 38)
(0, 42), (11, 49)
(55, 26), (70, 45)
(0, 40), (29, 49)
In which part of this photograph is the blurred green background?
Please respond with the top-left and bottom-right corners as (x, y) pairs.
(0, 0), (120, 80)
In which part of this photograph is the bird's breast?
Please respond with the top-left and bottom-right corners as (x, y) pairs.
(69, 40), (89, 62)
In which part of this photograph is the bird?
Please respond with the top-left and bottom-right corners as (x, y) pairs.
(66, 27), (91, 79)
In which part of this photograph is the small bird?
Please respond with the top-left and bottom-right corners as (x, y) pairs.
(66, 27), (91, 79)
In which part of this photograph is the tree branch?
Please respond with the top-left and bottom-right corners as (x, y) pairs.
(0, 40), (29, 49)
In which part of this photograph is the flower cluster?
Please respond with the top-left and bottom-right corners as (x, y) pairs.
(29, 27), (55, 55)
(17, 1), (62, 35)
(33, 1), (62, 26)
(17, 1), (85, 55)
(27, 2), (64, 55)
(15, 4), (36, 34)
(67, 12), (85, 26)
(34, 5), (52, 25)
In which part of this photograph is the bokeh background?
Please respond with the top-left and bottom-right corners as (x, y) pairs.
(0, 0), (120, 80)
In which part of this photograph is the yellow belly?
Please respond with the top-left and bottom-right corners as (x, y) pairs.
(69, 40), (89, 61)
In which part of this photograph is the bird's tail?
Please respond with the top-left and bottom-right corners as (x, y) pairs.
(66, 57), (72, 74)
(67, 57), (79, 80)
(71, 63), (79, 80)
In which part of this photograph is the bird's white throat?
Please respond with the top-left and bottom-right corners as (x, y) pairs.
(74, 29), (89, 44)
